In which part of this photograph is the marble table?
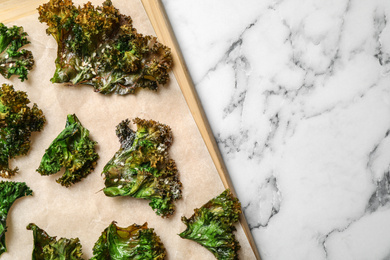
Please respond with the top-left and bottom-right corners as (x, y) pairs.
(162, 0), (390, 259)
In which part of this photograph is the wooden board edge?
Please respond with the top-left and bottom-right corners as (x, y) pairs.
(140, 0), (261, 259)
(0, 0), (47, 24)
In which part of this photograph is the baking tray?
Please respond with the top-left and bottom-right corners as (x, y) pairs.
(0, 0), (260, 259)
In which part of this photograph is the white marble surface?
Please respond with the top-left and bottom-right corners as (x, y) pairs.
(162, 0), (390, 259)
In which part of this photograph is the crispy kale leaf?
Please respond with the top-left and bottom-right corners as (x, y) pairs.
(179, 189), (242, 260)
(0, 181), (33, 256)
(27, 223), (84, 260)
(38, 0), (172, 95)
(91, 221), (166, 260)
(102, 118), (182, 217)
(0, 23), (34, 81)
(0, 84), (46, 178)
(37, 114), (98, 187)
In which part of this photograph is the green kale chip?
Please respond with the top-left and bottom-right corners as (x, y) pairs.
(0, 23), (34, 81)
(91, 221), (166, 260)
(37, 114), (99, 187)
(0, 181), (33, 256)
(0, 84), (46, 178)
(102, 118), (182, 217)
(27, 223), (84, 260)
(38, 0), (172, 95)
(179, 189), (242, 260)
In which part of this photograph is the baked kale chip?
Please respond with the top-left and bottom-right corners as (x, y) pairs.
(27, 223), (84, 260)
(37, 114), (99, 187)
(0, 181), (33, 256)
(91, 221), (166, 260)
(102, 118), (182, 217)
(179, 189), (242, 260)
(0, 23), (34, 81)
(38, 0), (172, 95)
(0, 84), (46, 178)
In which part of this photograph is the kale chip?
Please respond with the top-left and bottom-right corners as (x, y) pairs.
(91, 221), (166, 260)
(179, 189), (242, 260)
(37, 114), (98, 187)
(102, 118), (182, 217)
(38, 0), (172, 95)
(27, 223), (84, 260)
(0, 84), (45, 178)
(0, 23), (34, 81)
(0, 181), (33, 256)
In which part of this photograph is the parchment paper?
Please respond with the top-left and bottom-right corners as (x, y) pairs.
(2, 0), (256, 259)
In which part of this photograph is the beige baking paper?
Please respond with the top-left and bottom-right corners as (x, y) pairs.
(1, 0), (256, 259)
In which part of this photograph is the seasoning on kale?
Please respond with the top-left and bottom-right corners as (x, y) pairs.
(91, 221), (166, 260)
(37, 114), (98, 187)
(0, 23), (34, 81)
(0, 181), (33, 256)
(179, 189), (242, 260)
(0, 84), (45, 178)
(102, 118), (182, 217)
(37, 0), (172, 95)
(27, 223), (84, 260)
